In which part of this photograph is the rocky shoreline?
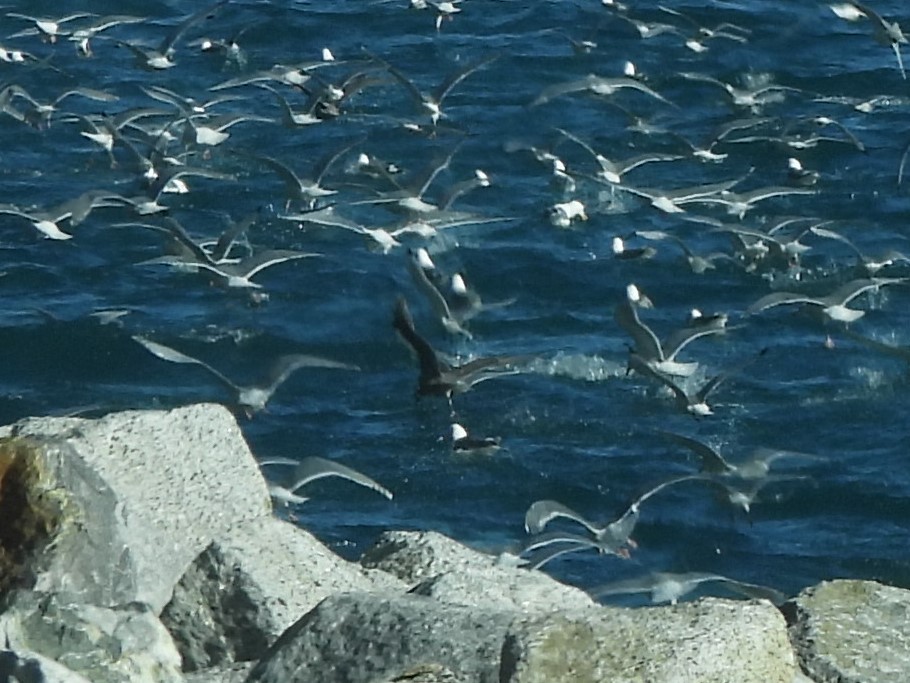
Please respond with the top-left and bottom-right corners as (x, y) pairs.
(0, 404), (904, 683)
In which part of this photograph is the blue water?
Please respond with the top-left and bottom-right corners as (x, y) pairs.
(2, 0), (909, 605)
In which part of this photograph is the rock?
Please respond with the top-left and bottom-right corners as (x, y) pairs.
(0, 404), (271, 612)
(0, 648), (93, 683)
(162, 515), (405, 672)
(504, 598), (795, 683)
(246, 592), (514, 683)
(362, 530), (595, 611)
(184, 662), (253, 683)
(245, 591), (795, 683)
(787, 579), (910, 683)
(0, 591), (182, 683)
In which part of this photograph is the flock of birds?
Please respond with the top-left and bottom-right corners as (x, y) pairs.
(2, 0), (910, 607)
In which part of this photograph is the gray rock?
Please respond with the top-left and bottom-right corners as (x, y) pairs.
(245, 592), (514, 683)
(162, 516), (405, 672)
(788, 579), (910, 683)
(504, 598), (795, 683)
(0, 648), (93, 683)
(245, 591), (795, 683)
(362, 530), (503, 585)
(184, 662), (253, 683)
(1, 404), (271, 612)
(362, 530), (594, 611)
(0, 591), (182, 683)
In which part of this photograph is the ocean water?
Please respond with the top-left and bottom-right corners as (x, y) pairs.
(2, 0), (909, 606)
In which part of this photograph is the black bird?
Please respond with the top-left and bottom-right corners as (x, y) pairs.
(392, 296), (533, 401)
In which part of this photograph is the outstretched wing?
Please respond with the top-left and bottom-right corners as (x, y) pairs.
(289, 456), (393, 500)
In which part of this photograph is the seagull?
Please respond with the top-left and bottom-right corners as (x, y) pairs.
(531, 74), (673, 107)
(831, 2), (907, 79)
(615, 285), (730, 376)
(392, 296), (534, 402)
(678, 71), (802, 111)
(0, 83), (118, 129)
(111, 164), (237, 216)
(66, 15), (146, 56)
(451, 423), (502, 456)
(808, 225), (909, 275)
(114, 1), (227, 70)
(5, 12), (95, 43)
(522, 474), (707, 566)
(260, 456), (393, 506)
(129, 216), (320, 289)
(233, 138), (361, 208)
(612, 236), (657, 261)
(614, 177), (744, 214)
(632, 230), (733, 273)
(705, 475), (812, 514)
(681, 185), (815, 219)
(548, 199), (588, 227)
(658, 6), (751, 52)
(256, 83), (326, 127)
(590, 571), (784, 605)
(747, 277), (906, 323)
(627, 348), (767, 417)
(707, 218), (813, 272)
(377, 52), (499, 125)
(0, 190), (124, 240)
(132, 336), (359, 415)
(658, 430), (825, 480)
(787, 157), (820, 187)
(406, 247), (473, 338)
(554, 127), (683, 184)
(361, 144), (463, 215)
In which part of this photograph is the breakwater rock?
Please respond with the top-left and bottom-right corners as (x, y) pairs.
(0, 404), (903, 682)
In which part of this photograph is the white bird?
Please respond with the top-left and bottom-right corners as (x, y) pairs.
(614, 286), (728, 377)
(532, 74), (673, 107)
(113, 1), (227, 70)
(522, 475), (707, 568)
(627, 348), (767, 417)
(590, 571), (784, 605)
(261, 456), (393, 506)
(548, 200), (588, 227)
(379, 52), (499, 125)
(747, 277), (906, 323)
(831, 2), (907, 79)
(658, 430), (825, 480)
(133, 336), (359, 415)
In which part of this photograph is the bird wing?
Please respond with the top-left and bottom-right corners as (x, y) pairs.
(211, 212), (257, 262)
(159, 0), (227, 55)
(746, 290), (820, 314)
(696, 348), (767, 403)
(716, 578), (786, 604)
(434, 53), (500, 103)
(524, 499), (599, 535)
(658, 430), (732, 474)
(289, 456), (393, 500)
(531, 75), (602, 106)
(132, 335), (239, 394)
(614, 299), (664, 361)
(393, 296), (446, 382)
(261, 353), (359, 397)
(234, 250), (320, 279)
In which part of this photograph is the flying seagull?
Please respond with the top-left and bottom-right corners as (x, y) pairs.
(657, 430), (825, 480)
(133, 336), (359, 415)
(746, 277), (906, 323)
(627, 348), (767, 417)
(260, 455), (393, 506)
(392, 296), (533, 402)
(590, 570), (785, 605)
(522, 474), (707, 568)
